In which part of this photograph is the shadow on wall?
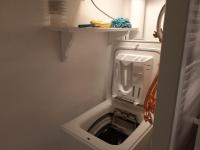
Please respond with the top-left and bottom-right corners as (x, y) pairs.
(0, 0), (109, 150)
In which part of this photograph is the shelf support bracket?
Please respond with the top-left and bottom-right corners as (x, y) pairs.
(107, 30), (138, 44)
(108, 31), (129, 44)
(59, 31), (73, 62)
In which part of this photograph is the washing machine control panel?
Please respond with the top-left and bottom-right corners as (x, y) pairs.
(112, 51), (154, 106)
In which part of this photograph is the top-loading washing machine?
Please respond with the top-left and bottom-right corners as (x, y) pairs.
(61, 41), (160, 150)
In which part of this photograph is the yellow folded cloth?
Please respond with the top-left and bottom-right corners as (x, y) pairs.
(90, 20), (111, 28)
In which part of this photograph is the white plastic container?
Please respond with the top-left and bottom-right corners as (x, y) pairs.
(48, 0), (67, 26)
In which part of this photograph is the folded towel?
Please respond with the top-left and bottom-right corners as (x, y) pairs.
(111, 18), (132, 28)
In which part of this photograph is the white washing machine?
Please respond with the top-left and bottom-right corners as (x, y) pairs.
(61, 42), (160, 150)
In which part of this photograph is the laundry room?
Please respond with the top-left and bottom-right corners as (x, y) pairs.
(1, 0), (200, 150)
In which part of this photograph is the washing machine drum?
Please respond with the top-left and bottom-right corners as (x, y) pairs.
(87, 109), (139, 145)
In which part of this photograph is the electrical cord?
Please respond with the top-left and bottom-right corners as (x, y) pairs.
(153, 4), (166, 42)
(144, 4), (166, 124)
(90, 0), (114, 19)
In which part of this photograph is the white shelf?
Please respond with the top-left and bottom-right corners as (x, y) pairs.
(48, 25), (138, 33)
(69, 27), (138, 32)
(47, 25), (138, 62)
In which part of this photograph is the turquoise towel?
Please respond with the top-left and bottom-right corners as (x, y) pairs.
(111, 18), (132, 28)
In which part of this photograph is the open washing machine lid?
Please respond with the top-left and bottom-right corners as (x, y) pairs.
(111, 49), (154, 106)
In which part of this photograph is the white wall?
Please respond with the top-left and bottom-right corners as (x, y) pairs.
(67, 0), (166, 41)
(50, 0), (166, 41)
(0, 0), (165, 150)
(63, 0), (128, 26)
(144, 0), (166, 41)
(0, 0), (112, 150)
(63, 0), (145, 39)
